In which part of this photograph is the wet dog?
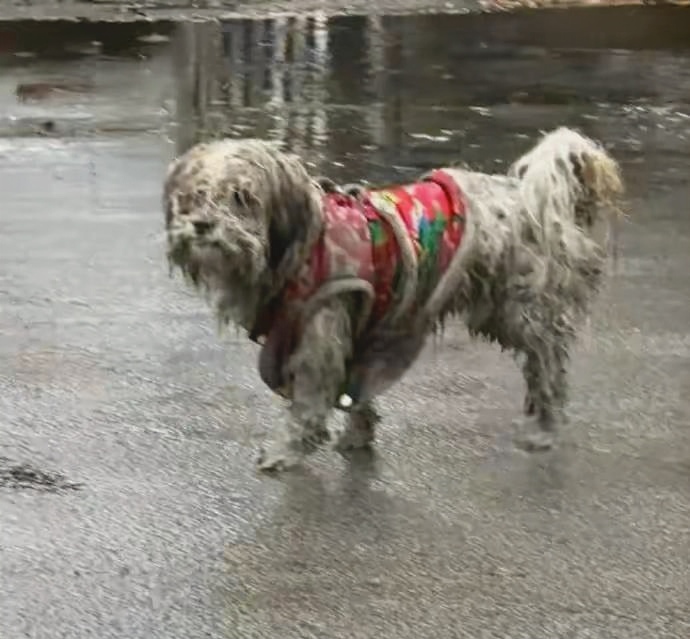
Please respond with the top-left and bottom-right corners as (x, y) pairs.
(163, 128), (623, 472)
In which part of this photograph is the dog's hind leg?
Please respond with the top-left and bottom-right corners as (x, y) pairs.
(335, 401), (380, 452)
(551, 339), (571, 424)
(257, 298), (353, 473)
(515, 344), (560, 452)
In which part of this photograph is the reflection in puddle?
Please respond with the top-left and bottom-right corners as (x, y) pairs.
(0, 9), (689, 184)
(173, 15), (425, 178)
(173, 15), (338, 167)
(15, 80), (93, 102)
(171, 9), (690, 183)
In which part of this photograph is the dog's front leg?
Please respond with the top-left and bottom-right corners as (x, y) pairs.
(335, 402), (380, 452)
(257, 297), (353, 473)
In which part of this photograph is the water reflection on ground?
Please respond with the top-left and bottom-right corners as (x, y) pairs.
(171, 9), (690, 187)
(1, 9), (689, 188)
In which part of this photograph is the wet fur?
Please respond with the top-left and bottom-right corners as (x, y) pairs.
(163, 128), (624, 470)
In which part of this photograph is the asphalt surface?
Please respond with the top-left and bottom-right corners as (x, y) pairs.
(1, 10), (689, 639)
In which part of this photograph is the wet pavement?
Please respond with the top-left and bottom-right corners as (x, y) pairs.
(1, 8), (690, 639)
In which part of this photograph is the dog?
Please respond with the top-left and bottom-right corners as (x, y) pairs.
(163, 128), (623, 472)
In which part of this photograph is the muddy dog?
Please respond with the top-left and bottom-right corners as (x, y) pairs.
(163, 127), (623, 472)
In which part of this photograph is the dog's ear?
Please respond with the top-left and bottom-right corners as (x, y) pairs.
(266, 198), (314, 271)
(266, 155), (325, 274)
(268, 217), (298, 270)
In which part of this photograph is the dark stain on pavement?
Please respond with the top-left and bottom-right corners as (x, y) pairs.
(0, 457), (83, 492)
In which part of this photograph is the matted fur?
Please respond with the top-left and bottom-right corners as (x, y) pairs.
(164, 139), (324, 329)
(163, 127), (624, 471)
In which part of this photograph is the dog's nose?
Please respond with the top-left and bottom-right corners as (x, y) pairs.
(192, 219), (215, 235)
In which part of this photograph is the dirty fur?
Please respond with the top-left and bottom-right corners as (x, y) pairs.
(163, 128), (624, 471)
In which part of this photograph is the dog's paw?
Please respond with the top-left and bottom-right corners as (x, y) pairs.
(334, 405), (379, 454)
(513, 418), (556, 452)
(514, 430), (554, 452)
(334, 428), (375, 453)
(256, 443), (304, 474)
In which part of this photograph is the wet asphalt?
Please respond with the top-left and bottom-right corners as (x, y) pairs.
(1, 9), (689, 639)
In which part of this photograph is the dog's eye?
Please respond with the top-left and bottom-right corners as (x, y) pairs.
(192, 220), (215, 234)
(232, 187), (255, 208)
(516, 164), (527, 179)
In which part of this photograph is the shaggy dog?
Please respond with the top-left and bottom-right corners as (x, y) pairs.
(163, 127), (623, 472)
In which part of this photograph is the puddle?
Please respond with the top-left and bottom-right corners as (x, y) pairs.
(182, 9), (690, 183)
(173, 8), (690, 193)
(0, 20), (177, 137)
(2, 8), (688, 184)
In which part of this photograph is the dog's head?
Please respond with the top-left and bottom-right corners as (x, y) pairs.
(163, 138), (323, 329)
(508, 127), (624, 250)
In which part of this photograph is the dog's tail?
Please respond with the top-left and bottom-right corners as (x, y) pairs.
(508, 127), (624, 255)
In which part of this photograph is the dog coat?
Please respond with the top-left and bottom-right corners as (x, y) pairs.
(251, 169), (467, 405)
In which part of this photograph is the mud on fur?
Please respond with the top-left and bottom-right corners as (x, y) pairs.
(163, 128), (624, 472)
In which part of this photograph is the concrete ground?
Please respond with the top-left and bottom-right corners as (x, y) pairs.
(1, 10), (689, 639)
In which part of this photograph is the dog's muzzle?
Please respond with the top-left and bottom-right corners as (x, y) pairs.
(166, 217), (215, 263)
